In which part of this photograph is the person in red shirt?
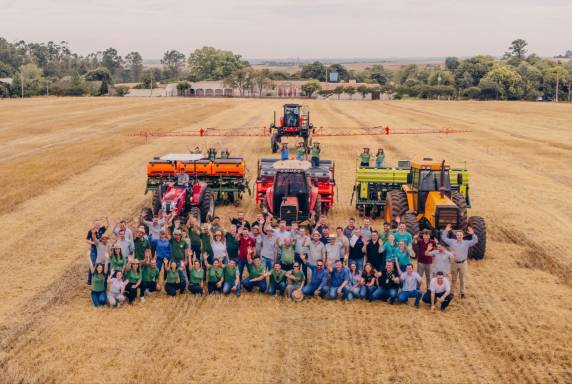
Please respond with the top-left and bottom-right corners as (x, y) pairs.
(238, 227), (256, 280)
(415, 230), (436, 289)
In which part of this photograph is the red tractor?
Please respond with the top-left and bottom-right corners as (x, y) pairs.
(256, 159), (335, 224)
(270, 104), (313, 153)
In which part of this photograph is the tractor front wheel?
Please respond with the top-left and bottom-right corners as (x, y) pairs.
(384, 190), (408, 225)
(402, 212), (420, 235)
(200, 189), (215, 223)
(313, 195), (322, 222)
(152, 189), (161, 215)
(190, 207), (201, 225)
(467, 216), (486, 260)
(451, 191), (468, 229)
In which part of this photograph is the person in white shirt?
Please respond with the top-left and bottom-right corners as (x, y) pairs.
(422, 272), (453, 311)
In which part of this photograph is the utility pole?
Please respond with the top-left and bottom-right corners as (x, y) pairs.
(46, 81), (49, 97)
(150, 71), (153, 97)
(555, 70), (559, 103)
(20, 72), (24, 98)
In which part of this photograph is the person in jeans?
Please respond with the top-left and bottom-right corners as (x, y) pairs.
(107, 270), (126, 307)
(398, 264), (422, 306)
(242, 255), (267, 293)
(360, 262), (377, 299)
(347, 261), (362, 301)
(371, 261), (400, 303)
(427, 242), (453, 278)
(294, 226), (310, 280)
(301, 259), (328, 296)
(325, 234), (342, 264)
(238, 228), (256, 280)
(442, 224), (478, 298)
(415, 230), (436, 288)
(326, 260), (350, 300)
(268, 262), (287, 296)
(279, 237), (296, 271)
(363, 231), (384, 272)
(260, 228), (278, 272)
(125, 260), (143, 303)
(306, 232), (325, 273)
(86, 219), (108, 284)
(422, 272), (453, 311)
(205, 258), (224, 294)
(154, 230), (171, 273)
(222, 259), (240, 297)
(86, 251), (107, 307)
(284, 263), (305, 299)
(335, 226), (349, 265)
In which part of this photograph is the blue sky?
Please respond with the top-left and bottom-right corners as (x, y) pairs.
(1, 0), (570, 59)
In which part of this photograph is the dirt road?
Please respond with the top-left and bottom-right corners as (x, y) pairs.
(0, 98), (570, 384)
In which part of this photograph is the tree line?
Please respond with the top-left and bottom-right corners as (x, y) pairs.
(0, 37), (570, 101)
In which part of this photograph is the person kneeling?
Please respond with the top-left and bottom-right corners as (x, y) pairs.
(206, 259), (224, 294)
(164, 260), (186, 296)
(371, 261), (400, 304)
(125, 260), (143, 304)
(422, 272), (453, 311)
(141, 257), (161, 299)
(222, 259), (241, 297)
(188, 260), (205, 295)
(268, 263), (286, 296)
(327, 260), (350, 300)
(301, 260), (328, 297)
(242, 256), (267, 293)
(284, 263), (305, 300)
(398, 264), (422, 307)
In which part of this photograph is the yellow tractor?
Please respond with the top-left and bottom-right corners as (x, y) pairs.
(382, 159), (486, 259)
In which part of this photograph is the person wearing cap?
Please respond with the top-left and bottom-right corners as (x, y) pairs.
(93, 231), (111, 277)
(109, 243), (127, 276)
(310, 142), (320, 168)
(86, 250), (108, 307)
(422, 271), (453, 311)
(296, 142), (306, 161)
(222, 259), (241, 297)
(394, 240), (415, 274)
(242, 253), (267, 293)
(427, 242), (453, 279)
(86, 218), (108, 285)
(398, 264), (422, 306)
(107, 270), (126, 307)
(360, 147), (371, 167)
(347, 261), (362, 301)
(325, 260), (350, 300)
(371, 260), (400, 303)
(325, 234), (342, 264)
(134, 227), (150, 261)
(268, 262), (287, 296)
(441, 223), (478, 298)
(285, 263), (305, 300)
(307, 232), (325, 273)
(141, 256), (161, 297)
(125, 259), (143, 303)
(301, 259), (328, 297)
(205, 258), (224, 294)
(207, 224), (228, 264)
(188, 260), (205, 295)
(279, 237), (295, 271)
(415, 230), (436, 288)
(164, 260), (185, 296)
(154, 228), (171, 273)
(168, 228), (189, 268)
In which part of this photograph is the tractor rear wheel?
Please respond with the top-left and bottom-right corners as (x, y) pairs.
(200, 189), (215, 223)
(402, 212), (420, 235)
(451, 191), (468, 229)
(384, 190), (408, 225)
(467, 216), (486, 260)
(190, 207), (201, 225)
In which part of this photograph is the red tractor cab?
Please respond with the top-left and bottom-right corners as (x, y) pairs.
(256, 159), (335, 224)
(269, 104), (313, 153)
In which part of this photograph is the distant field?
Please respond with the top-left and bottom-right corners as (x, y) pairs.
(0, 98), (571, 383)
(253, 59), (445, 74)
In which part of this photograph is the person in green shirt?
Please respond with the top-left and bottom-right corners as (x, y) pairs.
(394, 222), (413, 246)
(109, 244), (126, 276)
(141, 258), (161, 297)
(125, 260), (142, 304)
(225, 226), (240, 262)
(199, 224), (214, 265)
(268, 262), (286, 296)
(394, 240), (415, 274)
(296, 142), (306, 161)
(222, 259), (241, 297)
(205, 259), (224, 294)
(134, 227), (150, 261)
(169, 229), (189, 266)
(310, 143), (321, 167)
(164, 260), (185, 296)
(188, 260), (205, 295)
(242, 257), (267, 292)
(285, 263), (305, 300)
(86, 250), (108, 307)
(185, 219), (203, 262)
(280, 238), (295, 271)
(220, 149), (230, 159)
(360, 147), (371, 167)
(375, 148), (385, 168)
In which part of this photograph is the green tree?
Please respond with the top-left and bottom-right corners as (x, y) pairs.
(125, 51), (143, 82)
(85, 66), (112, 95)
(15, 63), (46, 96)
(345, 86), (356, 99)
(300, 61), (326, 81)
(463, 87), (481, 99)
(66, 73), (87, 96)
(504, 38), (528, 60)
(140, 68), (160, 89)
(301, 79), (321, 98)
(333, 86), (345, 100)
(357, 84), (370, 99)
(101, 48), (123, 76)
(428, 70), (454, 86)
(161, 50), (186, 80)
(188, 47), (248, 81)
(318, 89), (334, 98)
(481, 63), (524, 99)
(114, 86), (129, 97)
(0, 61), (15, 77)
(369, 64), (390, 85)
(252, 69), (271, 96)
(516, 62), (543, 100)
(445, 57), (460, 71)
(397, 64), (419, 85)
(224, 67), (254, 96)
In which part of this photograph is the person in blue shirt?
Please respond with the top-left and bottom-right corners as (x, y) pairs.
(154, 229), (171, 273)
(325, 260), (350, 300)
(394, 221), (413, 246)
(301, 259), (328, 296)
(281, 143), (289, 160)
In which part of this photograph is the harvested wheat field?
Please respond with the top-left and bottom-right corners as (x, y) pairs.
(0, 97), (571, 384)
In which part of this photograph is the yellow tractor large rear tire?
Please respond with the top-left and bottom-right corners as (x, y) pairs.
(468, 216), (486, 260)
(403, 212), (420, 235)
(384, 190), (408, 225)
(451, 191), (468, 229)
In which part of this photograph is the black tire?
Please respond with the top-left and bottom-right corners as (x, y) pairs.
(271, 134), (279, 153)
(451, 191), (468, 229)
(402, 212), (420, 235)
(190, 207), (201, 225)
(152, 189), (161, 215)
(142, 207), (153, 222)
(200, 189), (215, 223)
(384, 190), (408, 225)
(314, 194), (322, 222)
(468, 216), (486, 260)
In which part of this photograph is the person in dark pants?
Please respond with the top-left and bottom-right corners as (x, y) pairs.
(188, 260), (205, 295)
(371, 261), (400, 303)
(125, 260), (142, 303)
(363, 231), (384, 272)
(310, 143), (321, 167)
(422, 272), (454, 311)
(205, 259), (224, 294)
(268, 262), (287, 296)
(164, 260), (186, 296)
(242, 255), (267, 293)
(141, 258), (161, 297)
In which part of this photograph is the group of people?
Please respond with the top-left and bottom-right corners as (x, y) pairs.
(86, 210), (479, 312)
(359, 147), (385, 167)
(280, 142), (321, 167)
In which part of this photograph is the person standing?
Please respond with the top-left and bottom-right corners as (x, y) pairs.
(360, 218), (374, 242)
(363, 231), (384, 272)
(186, 217), (203, 263)
(310, 143), (321, 168)
(375, 148), (384, 168)
(335, 227), (349, 266)
(394, 240), (415, 274)
(415, 230), (436, 288)
(343, 218), (356, 240)
(371, 261), (400, 303)
(281, 143), (289, 160)
(442, 224), (478, 298)
(238, 227), (256, 280)
(260, 228), (278, 272)
(154, 230), (171, 272)
(422, 272), (453, 311)
(397, 264), (422, 306)
(205, 259), (224, 294)
(349, 228), (365, 271)
(134, 227), (150, 261)
(307, 232), (325, 272)
(115, 229), (134, 261)
(294, 226), (310, 280)
(296, 142), (306, 161)
(168, 229), (188, 267)
(86, 219), (108, 285)
(359, 148), (371, 167)
(394, 222), (413, 246)
(268, 263), (287, 296)
(325, 234), (342, 264)
(285, 263), (305, 300)
(427, 242), (453, 278)
(225, 225), (240, 263)
(279, 237), (296, 271)
(86, 251), (107, 307)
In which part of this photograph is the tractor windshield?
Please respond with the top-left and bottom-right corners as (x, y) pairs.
(273, 171), (308, 215)
(284, 105), (300, 127)
(419, 170), (451, 191)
